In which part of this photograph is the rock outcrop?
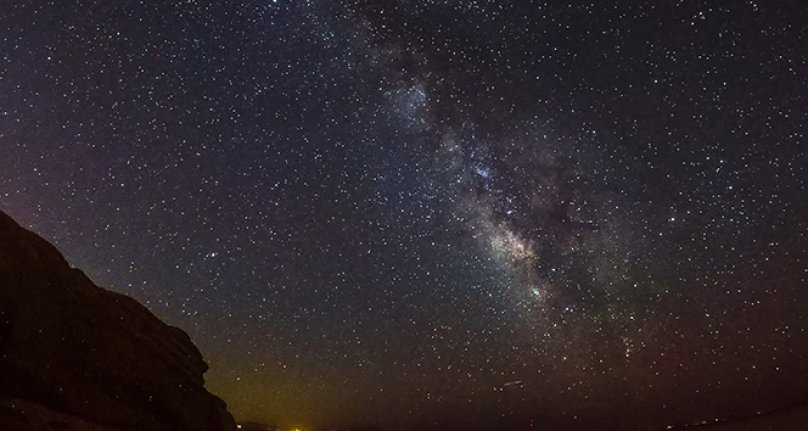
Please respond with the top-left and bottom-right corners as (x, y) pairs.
(0, 210), (236, 431)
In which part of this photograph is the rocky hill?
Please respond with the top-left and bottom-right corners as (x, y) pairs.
(0, 210), (236, 431)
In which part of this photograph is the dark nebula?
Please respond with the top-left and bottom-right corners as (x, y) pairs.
(1, 1), (807, 430)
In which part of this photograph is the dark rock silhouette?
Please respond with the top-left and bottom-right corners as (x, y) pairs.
(0, 210), (236, 431)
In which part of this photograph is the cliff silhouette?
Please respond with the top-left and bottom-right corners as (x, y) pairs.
(0, 210), (236, 431)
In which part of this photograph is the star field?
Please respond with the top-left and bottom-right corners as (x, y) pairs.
(1, 1), (807, 430)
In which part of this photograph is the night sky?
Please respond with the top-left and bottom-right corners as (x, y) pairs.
(2, 1), (808, 430)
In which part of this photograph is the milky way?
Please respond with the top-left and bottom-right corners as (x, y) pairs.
(1, 1), (808, 430)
